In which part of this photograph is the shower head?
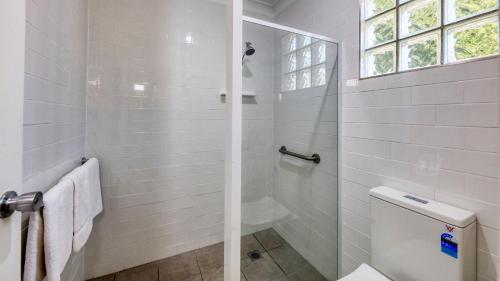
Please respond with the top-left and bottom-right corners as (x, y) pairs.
(242, 42), (256, 63)
(245, 42), (256, 56)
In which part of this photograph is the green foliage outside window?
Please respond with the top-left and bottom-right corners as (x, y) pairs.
(362, 0), (499, 77)
(374, 19), (395, 45)
(373, 0), (395, 15)
(455, 0), (498, 18)
(408, 39), (438, 68)
(409, 1), (438, 34)
(374, 51), (394, 74)
(454, 23), (499, 60)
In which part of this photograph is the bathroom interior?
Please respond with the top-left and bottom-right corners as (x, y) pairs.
(0, 0), (498, 280)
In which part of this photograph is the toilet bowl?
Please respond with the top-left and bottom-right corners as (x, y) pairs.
(339, 186), (477, 281)
(338, 264), (390, 281)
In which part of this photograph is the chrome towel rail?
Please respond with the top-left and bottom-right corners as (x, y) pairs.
(0, 156), (89, 219)
(278, 146), (321, 164)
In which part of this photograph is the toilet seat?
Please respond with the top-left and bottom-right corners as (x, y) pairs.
(338, 264), (391, 281)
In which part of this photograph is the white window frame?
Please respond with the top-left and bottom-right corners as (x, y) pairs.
(360, 0), (500, 79)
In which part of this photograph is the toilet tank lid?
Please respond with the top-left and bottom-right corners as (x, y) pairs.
(370, 186), (476, 228)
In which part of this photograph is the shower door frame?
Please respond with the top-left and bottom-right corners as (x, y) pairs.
(225, 8), (343, 280)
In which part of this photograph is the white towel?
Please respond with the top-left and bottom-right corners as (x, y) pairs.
(85, 158), (103, 219)
(61, 157), (103, 252)
(24, 211), (46, 281)
(43, 179), (74, 281)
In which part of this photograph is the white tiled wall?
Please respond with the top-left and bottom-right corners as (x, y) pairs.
(23, 0), (88, 280)
(84, 0), (227, 278)
(241, 22), (276, 235)
(271, 30), (339, 280)
(273, 1), (500, 280)
(341, 60), (500, 281)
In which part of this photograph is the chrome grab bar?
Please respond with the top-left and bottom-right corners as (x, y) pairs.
(278, 146), (321, 164)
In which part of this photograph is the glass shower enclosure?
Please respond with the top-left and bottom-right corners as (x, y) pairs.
(239, 18), (339, 281)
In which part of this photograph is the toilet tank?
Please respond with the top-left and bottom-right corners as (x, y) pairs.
(370, 186), (476, 281)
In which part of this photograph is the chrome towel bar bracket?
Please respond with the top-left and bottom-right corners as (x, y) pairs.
(279, 146), (321, 164)
(81, 157), (88, 165)
(0, 191), (44, 219)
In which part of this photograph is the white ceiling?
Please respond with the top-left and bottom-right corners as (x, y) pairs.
(251, 0), (282, 7)
(245, 0), (296, 17)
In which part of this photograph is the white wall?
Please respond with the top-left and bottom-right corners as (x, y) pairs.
(341, 59), (500, 281)
(273, 1), (500, 281)
(272, 30), (339, 280)
(241, 22), (276, 235)
(85, 0), (227, 278)
(23, 0), (88, 280)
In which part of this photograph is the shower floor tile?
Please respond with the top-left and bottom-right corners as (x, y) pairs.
(87, 228), (327, 281)
(115, 263), (158, 281)
(158, 250), (202, 281)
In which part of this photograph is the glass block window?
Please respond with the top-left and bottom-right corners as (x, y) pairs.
(361, 0), (499, 78)
(282, 33), (327, 92)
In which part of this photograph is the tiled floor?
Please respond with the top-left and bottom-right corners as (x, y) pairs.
(88, 228), (328, 281)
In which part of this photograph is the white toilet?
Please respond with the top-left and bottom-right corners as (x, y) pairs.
(340, 186), (477, 281)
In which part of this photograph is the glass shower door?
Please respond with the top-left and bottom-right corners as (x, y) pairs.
(240, 19), (339, 281)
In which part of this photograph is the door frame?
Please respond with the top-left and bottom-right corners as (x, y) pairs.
(0, 1), (26, 281)
(224, 1), (243, 281)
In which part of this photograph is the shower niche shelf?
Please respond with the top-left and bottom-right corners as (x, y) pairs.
(220, 91), (257, 97)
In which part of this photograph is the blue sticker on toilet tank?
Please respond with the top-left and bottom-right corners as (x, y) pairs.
(441, 233), (458, 259)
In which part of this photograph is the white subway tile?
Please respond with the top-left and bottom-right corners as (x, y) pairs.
(464, 78), (500, 103)
(465, 175), (500, 205)
(410, 126), (465, 149)
(343, 137), (391, 159)
(477, 249), (499, 281)
(478, 225), (499, 257)
(343, 87), (412, 108)
(466, 128), (500, 153)
(343, 123), (411, 142)
(342, 240), (370, 265)
(24, 0), (88, 279)
(343, 106), (435, 125)
(437, 104), (499, 127)
(392, 143), (499, 179)
(412, 82), (464, 105)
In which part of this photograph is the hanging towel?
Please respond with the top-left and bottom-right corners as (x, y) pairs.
(61, 157), (103, 252)
(85, 158), (103, 219)
(43, 179), (74, 281)
(24, 211), (46, 281)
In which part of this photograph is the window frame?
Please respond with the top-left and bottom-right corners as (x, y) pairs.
(359, 0), (500, 79)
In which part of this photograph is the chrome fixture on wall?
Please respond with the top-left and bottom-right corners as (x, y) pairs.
(0, 191), (43, 218)
(1, 156), (90, 219)
(242, 41), (256, 63)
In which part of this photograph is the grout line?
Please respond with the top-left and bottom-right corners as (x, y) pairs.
(253, 229), (289, 277)
(252, 232), (268, 253)
(267, 251), (288, 277)
(195, 251), (205, 281)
